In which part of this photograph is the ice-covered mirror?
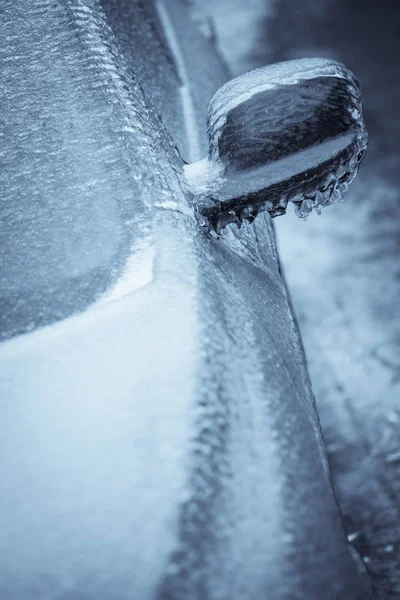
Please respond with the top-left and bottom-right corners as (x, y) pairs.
(185, 57), (368, 232)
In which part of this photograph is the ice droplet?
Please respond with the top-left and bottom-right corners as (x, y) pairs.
(330, 185), (343, 204)
(348, 532), (360, 543)
(301, 198), (314, 217)
(386, 450), (400, 464)
(315, 189), (325, 205)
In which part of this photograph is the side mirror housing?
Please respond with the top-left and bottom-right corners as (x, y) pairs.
(185, 58), (368, 232)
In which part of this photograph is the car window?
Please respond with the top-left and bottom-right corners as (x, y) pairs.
(0, 0), (184, 340)
(101, 0), (190, 159)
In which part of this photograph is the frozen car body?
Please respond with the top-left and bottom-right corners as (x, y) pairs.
(0, 1), (370, 598)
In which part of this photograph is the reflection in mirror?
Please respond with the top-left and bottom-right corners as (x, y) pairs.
(185, 58), (368, 233)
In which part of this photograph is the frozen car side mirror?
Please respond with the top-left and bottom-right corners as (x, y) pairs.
(185, 57), (368, 232)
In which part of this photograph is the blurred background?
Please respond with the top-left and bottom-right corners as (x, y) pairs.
(194, 1), (400, 598)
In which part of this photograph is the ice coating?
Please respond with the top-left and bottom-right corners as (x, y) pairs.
(185, 57), (368, 232)
(0, 0), (187, 340)
(207, 57), (360, 144)
(0, 2), (371, 599)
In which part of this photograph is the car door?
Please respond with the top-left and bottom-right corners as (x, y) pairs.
(0, 1), (370, 599)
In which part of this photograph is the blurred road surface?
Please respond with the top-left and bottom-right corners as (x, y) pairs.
(199, 1), (400, 597)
